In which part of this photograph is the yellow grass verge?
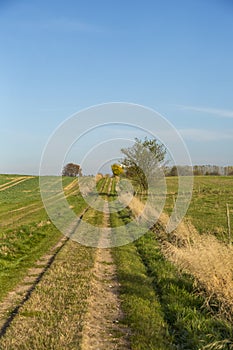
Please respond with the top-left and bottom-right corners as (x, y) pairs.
(162, 234), (233, 321)
(126, 195), (233, 321)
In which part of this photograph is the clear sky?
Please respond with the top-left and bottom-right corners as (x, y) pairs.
(1, 0), (233, 175)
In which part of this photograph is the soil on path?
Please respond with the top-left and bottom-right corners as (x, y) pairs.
(80, 201), (131, 350)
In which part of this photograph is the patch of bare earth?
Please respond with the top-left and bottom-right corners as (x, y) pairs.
(80, 202), (130, 350)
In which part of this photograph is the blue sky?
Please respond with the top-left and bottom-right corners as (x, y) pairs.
(1, 0), (233, 174)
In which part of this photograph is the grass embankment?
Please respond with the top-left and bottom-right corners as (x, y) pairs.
(0, 223), (62, 302)
(136, 230), (233, 349)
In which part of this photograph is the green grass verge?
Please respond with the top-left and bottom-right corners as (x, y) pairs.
(111, 211), (173, 350)
(0, 175), (88, 301)
(135, 230), (233, 349)
(0, 222), (62, 301)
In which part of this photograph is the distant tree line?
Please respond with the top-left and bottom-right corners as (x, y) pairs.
(166, 165), (233, 176)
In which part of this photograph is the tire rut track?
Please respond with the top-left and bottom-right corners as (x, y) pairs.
(0, 185), (80, 228)
(0, 177), (34, 192)
(0, 177), (130, 348)
(80, 196), (130, 350)
(0, 206), (90, 339)
(0, 178), (107, 339)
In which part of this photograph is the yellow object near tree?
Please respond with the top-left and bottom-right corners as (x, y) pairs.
(111, 164), (124, 177)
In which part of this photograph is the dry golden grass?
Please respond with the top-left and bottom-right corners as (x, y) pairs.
(126, 195), (233, 322)
(162, 230), (233, 321)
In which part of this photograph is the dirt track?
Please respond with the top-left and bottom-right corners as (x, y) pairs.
(0, 178), (130, 349)
(80, 202), (130, 350)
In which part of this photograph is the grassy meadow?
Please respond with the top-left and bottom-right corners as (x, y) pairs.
(165, 176), (233, 242)
(0, 174), (88, 301)
(0, 174), (233, 349)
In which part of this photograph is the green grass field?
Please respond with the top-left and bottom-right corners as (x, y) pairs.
(165, 176), (233, 242)
(0, 174), (233, 349)
(0, 175), (87, 301)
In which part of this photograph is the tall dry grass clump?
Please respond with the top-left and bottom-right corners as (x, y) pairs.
(162, 229), (233, 321)
(126, 195), (233, 322)
(158, 215), (233, 322)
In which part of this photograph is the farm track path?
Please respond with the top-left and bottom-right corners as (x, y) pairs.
(0, 233), (69, 338)
(0, 177), (130, 349)
(0, 204), (90, 339)
(80, 200), (130, 350)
